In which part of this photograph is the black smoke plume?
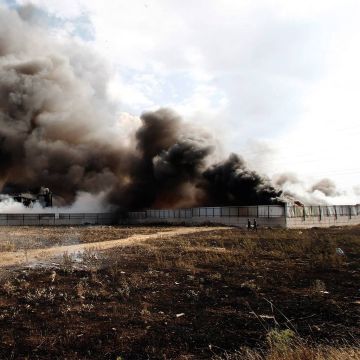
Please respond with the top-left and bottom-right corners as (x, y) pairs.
(0, 7), (281, 210)
(201, 154), (281, 206)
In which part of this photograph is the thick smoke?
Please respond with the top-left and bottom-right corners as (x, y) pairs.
(273, 172), (301, 187)
(0, 191), (112, 213)
(202, 154), (281, 205)
(0, 7), (282, 211)
(110, 110), (280, 209)
(310, 178), (339, 197)
(0, 6), (126, 206)
(109, 109), (214, 209)
(272, 171), (349, 205)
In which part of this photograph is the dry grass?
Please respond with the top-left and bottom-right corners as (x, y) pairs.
(0, 225), (177, 252)
(213, 342), (360, 360)
(0, 225), (358, 359)
(213, 328), (360, 359)
(145, 227), (355, 272)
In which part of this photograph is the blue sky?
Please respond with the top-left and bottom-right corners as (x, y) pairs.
(1, 0), (360, 203)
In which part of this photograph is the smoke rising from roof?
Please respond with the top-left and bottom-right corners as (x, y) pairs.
(0, 6), (348, 211)
(0, 191), (111, 214)
(0, 6), (282, 211)
(273, 172), (301, 187)
(202, 154), (281, 206)
(310, 178), (339, 197)
(272, 171), (347, 205)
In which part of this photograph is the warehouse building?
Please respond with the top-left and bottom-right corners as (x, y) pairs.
(127, 204), (360, 229)
(0, 204), (358, 228)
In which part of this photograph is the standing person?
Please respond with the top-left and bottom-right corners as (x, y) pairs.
(253, 219), (258, 231)
(247, 218), (251, 230)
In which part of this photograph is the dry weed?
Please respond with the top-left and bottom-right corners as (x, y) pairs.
(213, 342), (360, 360)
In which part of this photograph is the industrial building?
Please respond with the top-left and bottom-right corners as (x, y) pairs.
(127, 204), (360, 229)
(0, 204), (358, 228)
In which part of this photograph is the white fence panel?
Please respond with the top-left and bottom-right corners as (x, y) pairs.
(192, 208), (200, 217)
(258, 206), (268, 217)
(221, 207), (229, 216)
(213, 207), (221, 216)
(206, 208), (214, 216)
(248, 207), (258, 217)
(269, 206), (284, 217)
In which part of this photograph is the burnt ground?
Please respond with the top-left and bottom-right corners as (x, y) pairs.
(0, 225), (359, 359)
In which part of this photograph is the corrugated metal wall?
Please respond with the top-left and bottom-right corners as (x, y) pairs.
(0, 205), (358, 226)
(0, 213), (115, 225)
(128, 205), (285, 219)
(286, 205), (360, 218)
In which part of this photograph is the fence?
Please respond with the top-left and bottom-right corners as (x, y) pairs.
(127, 204), (360, 228)
(1, 205), (358, 227)
(128, 205), (285, 220)
(0, 213), (116, 226)
(286, 205), (360, 218)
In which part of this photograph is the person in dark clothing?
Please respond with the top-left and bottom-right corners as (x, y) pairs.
(247, 218), (251, 230)
(253, 219), (257, 231)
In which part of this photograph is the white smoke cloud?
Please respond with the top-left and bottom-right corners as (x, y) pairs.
(274, 173), (357, 205)
(0, 191), (113, 213)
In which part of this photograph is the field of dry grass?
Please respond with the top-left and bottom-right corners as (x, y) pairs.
(0, 226), (179, 252)
(0, 226), (225, 267)
(0, 225), (359, 359)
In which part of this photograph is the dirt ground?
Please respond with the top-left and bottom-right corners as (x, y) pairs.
(0, 225), (359, 359)
(0, 226), (226, 267)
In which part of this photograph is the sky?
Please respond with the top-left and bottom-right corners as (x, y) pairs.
(2, 0), (360, 203)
